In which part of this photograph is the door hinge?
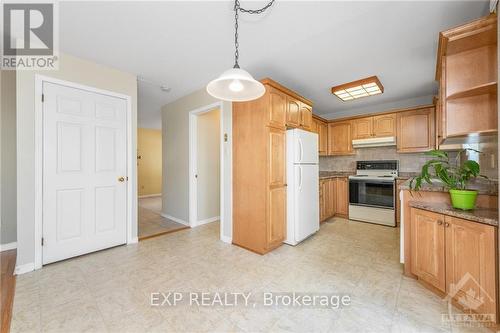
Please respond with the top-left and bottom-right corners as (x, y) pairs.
(41, 237), (44, 246)
(41, 94), (44, 103)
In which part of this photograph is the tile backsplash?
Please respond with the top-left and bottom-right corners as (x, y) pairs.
(319, 147), (455, 173)
(320, 143), (498, 180)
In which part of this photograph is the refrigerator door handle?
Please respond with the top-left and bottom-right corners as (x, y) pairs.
(298, 166), (303, 191)
(298, 138), (304, 162)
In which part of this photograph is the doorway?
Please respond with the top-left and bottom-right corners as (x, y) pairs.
(137, 128), (188, 240)
(189, 107), (221, 230)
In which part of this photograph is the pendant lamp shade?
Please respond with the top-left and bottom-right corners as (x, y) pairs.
(206, 68), (265, 102)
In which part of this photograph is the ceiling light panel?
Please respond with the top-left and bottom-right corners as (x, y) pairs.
(331, 76), (384, 101)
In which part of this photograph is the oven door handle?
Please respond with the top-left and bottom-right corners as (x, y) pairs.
(349, 179), (395, 185)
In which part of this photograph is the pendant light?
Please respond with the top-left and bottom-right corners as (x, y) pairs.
(207, 0), (275, 102)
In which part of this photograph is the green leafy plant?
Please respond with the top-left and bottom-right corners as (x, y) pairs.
(409, 149), (487, 191)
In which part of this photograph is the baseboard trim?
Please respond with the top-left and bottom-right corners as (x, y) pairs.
(0, 242), (17, 252)
(138, 193), (162, 199)
(161, 213), (189, 226)
(15, 262), (35, 275)
(192, 216), (220, 227)
(220, 235), (232, 244)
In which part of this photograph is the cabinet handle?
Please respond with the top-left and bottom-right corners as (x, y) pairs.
(444, 222), (450, 227)
(437, 220), (443, 225)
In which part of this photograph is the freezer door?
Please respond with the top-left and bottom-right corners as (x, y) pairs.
(295, 129), (319, 164)
(295, 164), (320, 241)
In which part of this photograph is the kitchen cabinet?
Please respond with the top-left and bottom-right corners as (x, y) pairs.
(410, 208), (446, 291)
(445, 215), (497, 320)
(410, 208), (497, 322)
(436, 14), (497, 143)
(233, 78), (312, 254)
(352, 113), (396, 140)
(352, 118), (373, 139)
(328, 121), (353, 155)
(320, 178), (335, 222)
(312, 116), (328, 155)
(300, 103), (312, 130)
(286, 97), (301, 128)
(373, 113), (396, 137)
(335, 177), (349, 217)
(396, 107), (435, 153)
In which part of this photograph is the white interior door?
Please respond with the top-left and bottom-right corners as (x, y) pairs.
(42, 82), (127, 265)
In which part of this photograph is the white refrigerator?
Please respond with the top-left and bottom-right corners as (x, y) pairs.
(285, 128), (320, 246)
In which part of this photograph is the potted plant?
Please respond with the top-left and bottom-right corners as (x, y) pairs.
(409, 149), (487, 210)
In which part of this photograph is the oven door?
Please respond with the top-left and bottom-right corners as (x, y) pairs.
(349, 178), (395, 209)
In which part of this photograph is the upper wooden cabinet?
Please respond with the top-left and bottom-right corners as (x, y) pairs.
(397, 107), (435, 153)
(328, 121), (353, 155)
(352, 113), (396, 140)
(373, 113), (396, 137)
(312, 116), (328, 155)
(436, 14), (498, 143)
(286, 97), (301, 128)
(268, 87), (287, 129)
(299, 103), (313, 130)
(352, 118), (373, 139)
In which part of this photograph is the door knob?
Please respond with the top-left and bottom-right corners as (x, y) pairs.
(118, 176), (125, 182)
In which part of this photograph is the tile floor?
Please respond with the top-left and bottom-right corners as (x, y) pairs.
(11, 218), (490, 333)
(138, 197), (187, 239)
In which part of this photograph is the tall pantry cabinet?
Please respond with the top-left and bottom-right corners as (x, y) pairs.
(232, 78), (313, 254)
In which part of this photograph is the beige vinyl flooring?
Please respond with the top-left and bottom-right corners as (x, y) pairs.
(11, 218), (489, 333)
(138, 197), (187, 239)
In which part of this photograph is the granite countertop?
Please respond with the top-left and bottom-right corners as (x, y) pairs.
(319, 171), (353, 179)
(409, 201), (498, 227)
(399, 178), (498, 195)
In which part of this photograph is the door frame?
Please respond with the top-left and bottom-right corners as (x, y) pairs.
(188, 101), (225, 241)
(33, 75), (135, 270)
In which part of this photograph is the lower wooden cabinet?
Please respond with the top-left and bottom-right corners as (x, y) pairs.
(335, 177), (349, 217)
(319, 177), (349, 222)
(410, 208), (497, 322)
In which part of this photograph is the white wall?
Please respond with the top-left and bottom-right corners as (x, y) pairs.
(161, 89), (232, 241)
(196, 108), (220, 222)
(16, 53), (138, 268)
(1, 70), (17, 246)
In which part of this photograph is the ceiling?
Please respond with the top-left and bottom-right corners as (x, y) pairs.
(59, 1), (490, 128)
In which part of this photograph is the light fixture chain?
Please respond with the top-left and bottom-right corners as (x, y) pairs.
(233, 0), (275, 68)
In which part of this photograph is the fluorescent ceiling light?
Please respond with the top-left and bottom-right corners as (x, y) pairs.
(331, 76), (384, 101)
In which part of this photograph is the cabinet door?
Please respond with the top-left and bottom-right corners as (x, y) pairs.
(410, 208), (446, 292)
(335, 178), (348, 216)
(268, 186), (286, 247)
(373, 113), (396, 137)
(445, 216), (497, 320)
(328, 121), (353, 155)
(330, 179), (337, 217)
(311, 118), (319, 134)
(352, 117), (373, 139)
(397, 108), (435, 153)
(300, 103), (312, 130)
(269, 87), (287, 129)
(268, 128), (286, 186)
(286, 97), (300, 128)
(319, 180), (325, 222)
(318, 122), (328, 156)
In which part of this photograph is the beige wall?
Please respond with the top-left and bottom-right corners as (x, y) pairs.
(16, 53), (138, 268)
(138, 128), (162, 196)
(196, 109), (220, 221)
(1, 70), (17, 246)
(161, 88), (232, 241)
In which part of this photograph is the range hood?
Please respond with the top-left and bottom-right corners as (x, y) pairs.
(352, 136), (396, 148)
